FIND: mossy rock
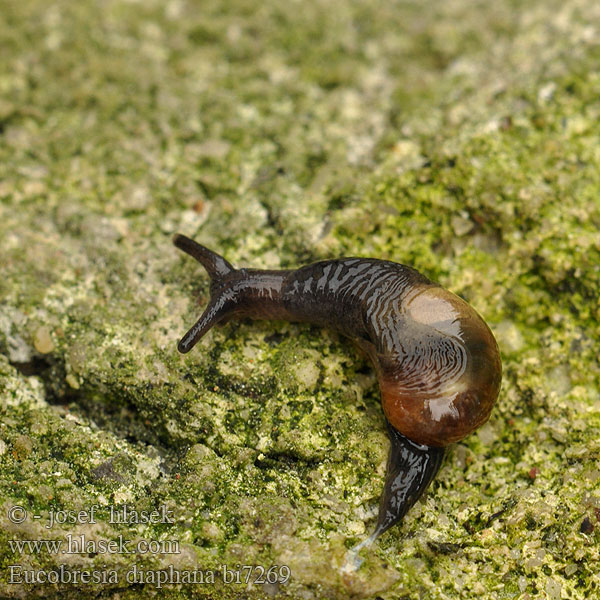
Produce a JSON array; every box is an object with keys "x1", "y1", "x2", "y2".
[{"x1": 1, "y1": 0, "x2": 599, "y2": 598}]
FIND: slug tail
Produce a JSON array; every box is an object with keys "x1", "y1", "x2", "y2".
[
  {"x1": 173, "y1": 234, "x2": 234, "y2": 281},
  {"x1": 345, "y1": 425, "x2": 444, "y2": 571},
  {"x1": 372, "y1": 422, "x2": 445, "y2": 540}
]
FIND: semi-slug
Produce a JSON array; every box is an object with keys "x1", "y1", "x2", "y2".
[{"x1": 173, "y1": 233, "x2": 502, "y2": 554}]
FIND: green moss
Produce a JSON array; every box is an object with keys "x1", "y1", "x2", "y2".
[{"x1": 2, "y1": 0, "x2": 600, "y2": 598}]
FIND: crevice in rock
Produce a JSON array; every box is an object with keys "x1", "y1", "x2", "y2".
[
  {"x1": 8, "y1": 353, "x2": 183, "y2": 475},
  {"x1": 254, "y1": 449, "x2": 322, "y2": 470},
  {"x1": 9, "y1": 355, "x2": 52, "y2": 377}
]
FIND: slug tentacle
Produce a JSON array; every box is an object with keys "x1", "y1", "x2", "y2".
[
  {"x1": 177, "y1": 290, "x2": 238, "y2": 354},
  {"x1": 173, "y1": 234, "x2": 502, "y2": 552},
  {"x1": 173, "y1": 233, "x2": 234, "y2": 281},
  {"x1": 174, "y1": 234, "x2": 239, "y2": 353}
]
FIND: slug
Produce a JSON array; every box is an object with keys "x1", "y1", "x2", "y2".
[{"x1": 173, "y1": 234, "x2": 502, "y2": 554}]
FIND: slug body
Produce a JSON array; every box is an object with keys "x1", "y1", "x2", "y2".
[{"x1": 173, "y1": 234, "x2": 502, "y2": 546}]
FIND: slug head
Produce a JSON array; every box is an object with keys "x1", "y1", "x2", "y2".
[{"x1": 376, "y1": 287, "x2": 501, "y2": 447}]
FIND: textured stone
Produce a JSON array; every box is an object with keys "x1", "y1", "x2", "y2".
[{"x1": 1, "y1": 0, "x2": 599, "y2": 598}]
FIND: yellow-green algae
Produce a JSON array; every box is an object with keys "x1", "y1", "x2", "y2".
[{"x1": 1, "y1": 0, "x2": 599, "y2": 598}]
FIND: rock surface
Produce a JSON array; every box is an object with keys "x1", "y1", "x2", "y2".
[{"x1": 1, "y1": 0, "x2": 599, "y2": 598}]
